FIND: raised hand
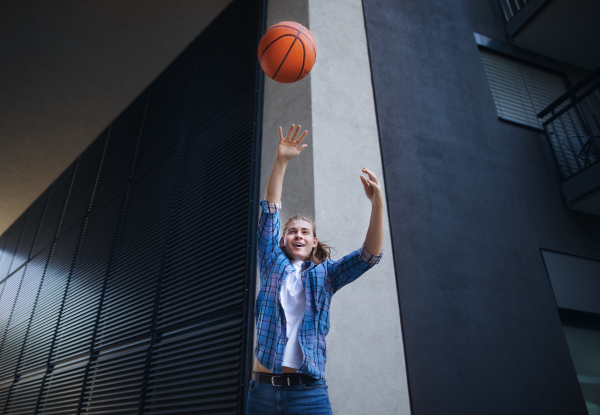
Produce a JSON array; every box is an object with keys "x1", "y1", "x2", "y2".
[
  {"x1": 360, "y1": 167, "x2": 383, "y2": 206},
  {"x1": 277, "y1": 124, "x2": 308, "y2": 161}
]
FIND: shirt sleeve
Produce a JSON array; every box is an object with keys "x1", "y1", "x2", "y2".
[
  {"x1": 256, "y1": 199, "x2": 282, "y2": 276},
  {"x1": 326, "y1": 243, "x2": 383, "y2": 294}
]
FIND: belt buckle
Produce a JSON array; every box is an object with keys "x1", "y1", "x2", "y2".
[{"x1": 271, "y1": 376, "x2": 291, "y2": 386}]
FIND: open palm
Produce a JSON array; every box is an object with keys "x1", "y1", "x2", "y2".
[{"x1": 277, "y1": 124, "x2": 308, "y2": 161}]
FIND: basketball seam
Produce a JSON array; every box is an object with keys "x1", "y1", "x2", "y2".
[
  {"x1": 294, "y1": 39, "x2": 306, "y2": 82},
  {"x1": 266, "y1": 22, "x2": 302, "y2": 32},
  {"x1": 259, "y1": 34, "x2": 299, "y2": 64},
  {"x1": 299, "y1": 31, "x2": 317, "y2": 58},
  {"x1": 273, "y1": 26, "x2": 303, "y2": 81}
]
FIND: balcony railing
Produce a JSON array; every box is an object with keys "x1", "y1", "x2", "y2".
[
  {"x1": 498, "y1": 0, "x2": 529, "y2": 22},
  {"x1": 537, "y1": 67, "x2": 600, "y2": 181},
  {"x1": 498, "y1": 0, "x2": 552, "y2": 38}
]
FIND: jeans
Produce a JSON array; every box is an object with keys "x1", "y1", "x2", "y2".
[{"x1": 246, "y1": 377, "x2": 333, "y2": 415}]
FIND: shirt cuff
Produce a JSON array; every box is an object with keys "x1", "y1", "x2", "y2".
[
  {"x1": 359, "y1": 243, "x2": 383, "y2": 265},
  {"x1": 262, "y1": 199, "x2": 282, "y2": 213}
]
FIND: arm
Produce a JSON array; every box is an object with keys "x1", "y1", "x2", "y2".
[
  {"x1": 360, "y1": 167, "x2": 384, "y2": 255},
  {"x1": 257, "y1": 124, "x2": 309, "y2": 276},
  {"x1": 326, "y1": 167, "x2": 385, "y2": 294},
  {"x1": 264, "y1": 124, "x2": 308, "y2": 203}
]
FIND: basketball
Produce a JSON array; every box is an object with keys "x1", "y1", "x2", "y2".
[{"x1": 258, "y1": 21, "x2": 317, "y2": 83}]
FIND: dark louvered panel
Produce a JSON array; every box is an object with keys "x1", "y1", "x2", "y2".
[
  {"x1": 3, "y1": 370, "x2": 45, "y2": 415},
  {"x1": 19, "y1": 225, "x2": 81, "y2": 375},
  {"x1": 158, "y1": 119, "x2": 253, "y2": 333},
  {"x1": 0, "y1": 269, "x2": 25, "y2": 351},
  {"x1": 37, "y1": 355, "x2": 88, "y2": 414},
  {"x1": 60, "y1": 132, "x2": 108, "y2": 235},
  {"x1": 53, "y1": 194, "x2": 123, "y2": 363},
  {"x1": 187, "y1": 8, "x2": 257, "y2": 141},
  {"x1": 0, "y1": 213, "x2": 27, "y2": 281},
  {"x1": 94, "y1": 91, "x2": 148, "y2": 206},
  {"x1": 0, "y1": 283, "x2": 5, "y2": 310},
  {"x1": 32, "y1": 164, "x2": 77, "y2": 258},
  {"x1": 97, "y1": 155, "x2": 177, "y2": 349},
  {"x1": 134, "y1": 45, "x2": 194, "y2": 176},
  {"x1": 0, "y1": 319, "x2": 28, "y2": 380},
  {"x1": 81, "y1": 341, "x2": 149, "y2": 414},
  {"x1": 0, "y1": 230, "x2": 10, "y2": 267},
  {"x1": 9, "y1": 189, "x2": 51, "y2": 274},
  {"x1": 144, "y1": 315, "x2": 242, "y2": 414},
  {"x1": 0, "y1": 377, "x2": 12, "y2": 413},
  {"x1": 8, "y1": 255, "x2": 46, "y2": 330}
]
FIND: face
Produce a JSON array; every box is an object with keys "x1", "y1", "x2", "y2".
[{"x1": 281, "y1": 220, "x2": 318, "y2": 261}]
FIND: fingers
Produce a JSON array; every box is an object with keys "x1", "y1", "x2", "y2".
[
  {"x1": 360, "y1": 175, "x2": 370, "y2": 190},
  {"x1": 361, "y1": 167, "x2": 380, "y2": 185},
  {"x1": 291, "y1": 124, "x2": 301, "y2": 141},
  {"x1": 284, "y1": 124, "x2": 295, "y2": 141},
  {"x1": 296, "y1": 130, "x2": 308, "y2": 145},
  {"x1": 281, "y1": 124, "x2": 308, "y2": 145},
  {"x1": 298, "y1": 144, "x2": 308, "y2": 152}
]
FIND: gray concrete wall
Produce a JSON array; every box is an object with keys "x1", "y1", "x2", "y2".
[
  {"x1": 259, "y1": 1, "x2": 314, "y2": 222},
  {"x1": 308, "y1": 0, "x2": 410, "y2": 413},
  {"x1": 258, "y1": 0, "x2": 410, "y2": 413},
  {"x1": 362, "y1": 0, "x2": 600, "y2": 413}
]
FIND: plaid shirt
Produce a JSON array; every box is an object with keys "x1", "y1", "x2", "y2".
[{"x1": 254, "y1": 199, "x2": 383, "y2": 379}]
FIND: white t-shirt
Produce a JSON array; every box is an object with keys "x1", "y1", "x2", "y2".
[{"x1": 280, "y1": 260, "x2": 306, "y2": 369}]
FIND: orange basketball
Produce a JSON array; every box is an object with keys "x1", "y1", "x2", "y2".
[{"x1": 258, "y1": 21, "x2": 317, "y2": 83}]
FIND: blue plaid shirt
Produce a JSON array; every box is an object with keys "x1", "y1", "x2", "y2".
[{"x1": 254, "y1": 199, "x2": 383, "y2": 379}]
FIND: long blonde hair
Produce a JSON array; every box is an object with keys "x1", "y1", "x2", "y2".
[{"x1": 280, "y1": 215, "x2": 334, "y2": 265}]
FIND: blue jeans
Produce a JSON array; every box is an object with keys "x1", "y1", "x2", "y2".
[{"x1": 245, "y1": 377, "x2": 333, "y2": 415}]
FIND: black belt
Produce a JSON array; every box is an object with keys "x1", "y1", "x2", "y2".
[{"x1": 252, "y1": 371, "x2": 317, "y2": 386}]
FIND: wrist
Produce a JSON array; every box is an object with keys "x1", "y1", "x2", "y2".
[
  {"x1": 371, "y1": 197, "x2": 384, "y2": 209},
  {"x1": 274, "y1": 156, "x2": 289, "y2": 166}
]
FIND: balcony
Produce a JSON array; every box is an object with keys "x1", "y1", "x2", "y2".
[
  {"x1": 498, "y1": 0, "x2": 600, "y2": 70},
  {"x1": 537, "y1": 67, "x2": 600, "y2": 216}
]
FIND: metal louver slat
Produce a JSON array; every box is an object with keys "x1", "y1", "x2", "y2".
[
  {"x1": 479, "y1": 49, "x2": 569, "y2": 129},
  {"x1": 0, "y1": 377, "x2": 13, "y2": 413},
  {"x1": 60, "y1": 134, "x2": 107, "y2": 236},
  {"x1": 0, "y1": 269, "x2": 27, "y2": 354},
  {"x1": 31, "y1": 164, "x2": 77, "y2": 258},
  {"x1": 9, "y1": 189, "x2": 50, "y2": 274},
  {"x1": 0, "y1": 0, "x2": 263, "y2": 412},
  {"x1": 81, "y1": 342, "x2": 149, "y2": 414},
  {"x1": 52, "y1": 195, "x2": 123, "y2": 364},
  {"x1": 4, "y1": 371, "x2": 45, "y2": 415},
  {"x1": 144, "y1": 317, "x2": 243, "y2": 414},
  {"x1": 93, "y1": 92, "x2": 149, "y2": 207},
  {"x1": 37, "y1": 357, "x2": 88, "y2": 414},
  {"x1": 0, "y1": 213, "x2": 27, "y2": 282},
  {"x1": 18, "y1": 224, "x2": 81, "y2": 375}
]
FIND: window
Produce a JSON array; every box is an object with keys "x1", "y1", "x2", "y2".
[
  {"x1": 479, "y1": 49, "x2": 570, "y2": 129},
  {"x1": 542, "y1": 250, "x2": 600, "y2": 414}
]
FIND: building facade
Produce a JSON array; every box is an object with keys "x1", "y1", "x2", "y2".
[{"x1": 0, "y1": 0, "x2": 598, "y2": 414}]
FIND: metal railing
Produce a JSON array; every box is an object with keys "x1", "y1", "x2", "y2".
[
  {"x1": 537, "y1": 67, "x2": 600, "y2": 181},
  {"x1": 498, "y1": 0, "x2": 528, "y2": 22}
]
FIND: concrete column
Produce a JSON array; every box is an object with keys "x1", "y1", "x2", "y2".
[
  {"x1": 258, "y1": 0, "x2": 410, "y2": 413},
  {"x1": 260, "y1": 1, "x2": 314, "y2": 221},
  {"x1": 308, "y1": 0, "x2": 411, "y2": 413}
]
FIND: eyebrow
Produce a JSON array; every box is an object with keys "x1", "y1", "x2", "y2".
[{"x1": 288, "y1": 227, "x2": 311, "y2": 232}]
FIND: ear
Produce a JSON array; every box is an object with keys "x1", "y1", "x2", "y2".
[{"x1": 313, "y1": 237, "x2": 318, "y2": 248}]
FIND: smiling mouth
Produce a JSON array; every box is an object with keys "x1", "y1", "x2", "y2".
[{"x1": 292, "y1": 243, "x2": 305, "y2": 248}]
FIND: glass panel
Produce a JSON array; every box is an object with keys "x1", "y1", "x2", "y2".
[{"x1": 562, "y1": 325, "x2": 600, "y2": 415}]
